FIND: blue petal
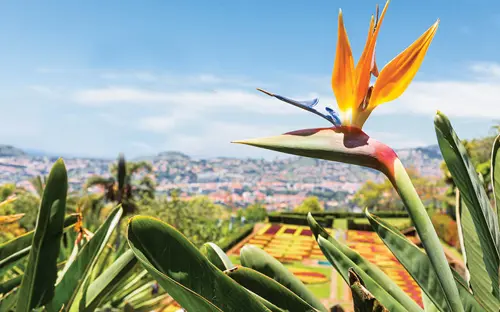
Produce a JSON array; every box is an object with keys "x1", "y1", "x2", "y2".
[
  {"x1": 274, "y1": 95, "x2": 319, "y2": 108},
  {"x1": 325, "y1": 107, "x2": 342, "y2": 127},
  {"x1": 260, "y1": 90, "x2": 338, "y2": 126}
]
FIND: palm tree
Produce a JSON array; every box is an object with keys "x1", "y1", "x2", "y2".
[{"x1": 84, "y1": 154, "x2": 155, "y2": 215}]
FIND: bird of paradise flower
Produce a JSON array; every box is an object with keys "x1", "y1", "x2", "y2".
[{"x1": 256, "y1": 0, "x2": 438, "y2": 129}]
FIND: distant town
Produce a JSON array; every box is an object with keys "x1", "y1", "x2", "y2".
[{"x1": 0, "y1": 144, "x2": 444, "y2": 211}]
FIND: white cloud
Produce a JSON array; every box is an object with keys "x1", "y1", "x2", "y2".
[
  {"x1": 469, "y1": 62, "x2": 500, "y2": 79},
  {"x1": 72, "y1": 87, "x2": 307, "y2": 115},
  {"x1": 383, "y1": 80, "x2": 500, "y2": 119},
  {"x1": 24, "y1": 64, "x2": 500, "y2": 157},
  {"x1": 137, "y1": 115, "x2": 179, "y2": 132}
]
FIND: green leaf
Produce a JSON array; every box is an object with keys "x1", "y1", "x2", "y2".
[
  {"x1": 0, "y1": 289, "x2": 18, "y2": 312},
  {"x1": 107, "y1": 270, "x2": 148, "y2": 305},
  {"x1": 0, "y1": 275, "x2": 22, "y2": 294},
  {"x1": 307, "y1": 213, "x2": 421, "y2": 312},
  {"x1": 459, "y1": 194, "x2": 500, "y2": 311},
  {"x1": 15, "y1": 158, "x2": 68, "y2": 312},
  {"x1": 348, "y1": 269, "x2": 388, "y2": 312},
  {"x1": 83, "y1": 249, "x2": 138, "y2": 312},
  {"x1": 46, "y1": 206, "x2": 123, "y2": 312},
  {"x1": 225, "y1": 266, "x2": 319, "y2": 312},
  {"x1": 422, "y1": 290, "x2": 440, "y2": 312},
  {"x1": 239, "y1": 244, "x2": 327, "y2": 312},
  {"x1": 0, "y1": 214, "x2": 78, "y2": 275},
  {"x1": 435, "y1": 111, "x2": 500, "y2": 299},
  {"x1": 200, "y1": 242, "x2": 234, "y2": 271},
  {"x1": 127, "y1": 216, "x2": 268, "y2": 312},
  {"x1": 317, "y1": 236, "x2": 407, "y2": 312},
  {"x1": 365, "y1": 210, "x2": 487, "y2": 312},
  {"x1": 491, "y1": 134, "x2": 500, "y2": 228},
  {"x1": 128, "y1": 293, "x2": 169, "y2": 312}
]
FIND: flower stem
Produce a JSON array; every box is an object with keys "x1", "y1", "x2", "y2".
[{"x1": 386, "y1": 158, "x2": 464, "y2": 312}]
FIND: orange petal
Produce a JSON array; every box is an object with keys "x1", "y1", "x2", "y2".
[
  {"x1": 331, "y1": 9, "x2": 355, "y2": 112},
  {"x1": 370, "y1": 20, "x2": 439, "y2": 106},
  {"x1": 354, "y1": 1, "x2": 389, "y2": 108}
]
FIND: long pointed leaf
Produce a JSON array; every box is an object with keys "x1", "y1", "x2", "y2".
[
  {"x1": 127, "y1": 216, "x2": 268, "y2": 312},
  {"x1": 239, "y1": 244, "x2": 327, "y2": 312},
  {"x1": 491, "y1": 134, "x2": 500, "y2": 230},
  {"x1": 46, "y1": 206, "x2": 123, "y2": 311},
  {"x1": 435, "y1": 112, "x2": 500, "y2": 298},
  {"x1": 83, "y1": 249, "x2": 137, "y2": 312},
  {"x1": 15, "y1": 159, "x2": 68, "y2": 312},
  {"x1": 365, "y1": 210, "x2": 488, "y2": 311},
  {"x1": 317, "y1": 236, "x2": 407, "y2": 312},
  {"x1": 307, "y1": 213, "x2": 421, "y2": 312},
  {"x1": 459, "y1": 194, "x2": 500, "y2": 311},
  {"x1": 225, "y1": 266, "x2": 319, "y2": 312},
  {"x1": 200, "y1": 242, "x2": 234, "y2": 271}
]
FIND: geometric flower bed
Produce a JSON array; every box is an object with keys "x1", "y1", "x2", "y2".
[
  {"x1": 229, "y1": 223, "x2": 328, "y2": 262},
  {"x1": 346, "y1": 230, "x2": 423, "y2": 307},
  {"x1": 228, "y1": 223, "x2": 423, "y2": 308}
]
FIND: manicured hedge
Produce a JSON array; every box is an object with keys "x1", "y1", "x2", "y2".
[
  {"x1": 217, "y1": 224, "x2": 255, "y2": 251},
  {"x1": 273, "y1": 211, "x2": 409, "y2": 219},
  {"x1": 267, "y1": 214, "x2": 333, "y2": 227}
]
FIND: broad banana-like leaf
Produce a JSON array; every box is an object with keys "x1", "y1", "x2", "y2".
[
  {"x1": 459, "y1": 195, "x2": 500, "y2": 311},
  {"x1": 0, "y1": 214, "x2": 78, "y2": 275},
  {"x1": 16, "y1": 158, "x2": 68, "y2": 312},
  {"x1": 491, "y1": 135, "x2": 500, "y2": 232},
  {"x1": 365, "y1": 210, "x2": 487, "y2": 311},
  {"x1": 348, "y1": 269, "x2": 388, "y2": 312},
  {"x1": 435, "y1": 111, "x2": 500, "y2": 299},
  {"x1": 239, "y1": 244, "x2": 327, "y2": 312},
  {"x1": 46, "y1": 206, "x2": 123, "y2": 312},
  {"x1": 317, "y1": 236, "x2": 407, "y2": 312},
  {"x1": 200, "y1": 242, "x2": 234, "y2": 271},
  {"x1": 307, "y1": 213, "x2": 421, "y2": 311},
  {"x1": 225, "y1": 266, "x2": 319, "y2": 312},
  {"x1": 127, "y1": 216, "x2": 269, "y2": 312},
  {"x1": 83, "y1": 249, "x2": 138, "y2": 312}
]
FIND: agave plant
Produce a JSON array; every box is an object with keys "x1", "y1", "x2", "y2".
[{"x1": 0, "y1": 160, "x2": 167, "y2": 312}]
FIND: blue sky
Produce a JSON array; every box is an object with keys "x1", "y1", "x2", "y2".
[{"x1": 1, "y1": 0, "x2": 500, "y2": 159}]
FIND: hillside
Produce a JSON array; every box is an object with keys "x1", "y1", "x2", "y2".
[{"x1": 0, "y1": 144, "x2": 444, "y2": 210}]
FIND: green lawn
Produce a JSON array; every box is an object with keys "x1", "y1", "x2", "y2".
[
  {"x1": 349, "y1": 218, "x2": 411, "y2": 230},
  {"x1": 227, "y1": 255, "x2": 332, "y2": 299}
]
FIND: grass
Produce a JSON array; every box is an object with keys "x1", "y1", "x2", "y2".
[
  {"x1": 284, "y1": 262, "x2": 332, "y2": 299},
  {"x1": 350, "y1": 218, "x2": 411, "y2": 230},
  {"x1": 333, "y1": 218, "x2": 348, "y2": 230},
  {"x1": 227, "y1": 255, "x2": 332, "y2": 299}
]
